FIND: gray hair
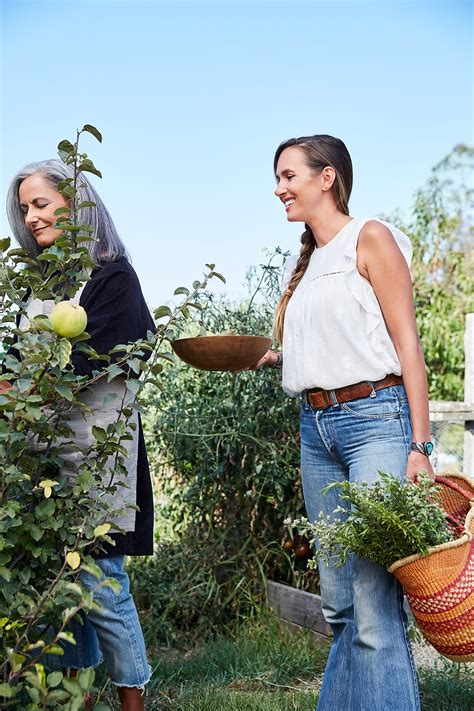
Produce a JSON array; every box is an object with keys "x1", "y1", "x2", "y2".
[{"x1": 6, "y1": 159, "x2": 129, "y2": 263}]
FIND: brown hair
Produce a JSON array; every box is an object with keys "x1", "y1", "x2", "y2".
[{"x1": 273, "y1": 135, "x2": 353, "y2": 344}]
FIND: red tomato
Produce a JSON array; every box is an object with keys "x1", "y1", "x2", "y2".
[{"x1": 294, "y1": 543, "x2": 310, "y2": 558}]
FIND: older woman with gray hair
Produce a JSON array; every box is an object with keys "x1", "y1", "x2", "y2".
[{"x1": 6, "y1": 159, "x2": 155, "y2": 711}]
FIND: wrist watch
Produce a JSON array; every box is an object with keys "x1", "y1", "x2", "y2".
[{"x1": 410, "y1": 441, "x2": 434, "y2": 456}]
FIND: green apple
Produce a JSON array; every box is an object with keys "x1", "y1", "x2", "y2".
[{"x1": 50, "y1": 301, "x2": 87, "y2": 338}]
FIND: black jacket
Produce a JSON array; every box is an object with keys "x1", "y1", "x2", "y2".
[{"x1": 76, "y1": 257, "x2": 155, "y2": 557}]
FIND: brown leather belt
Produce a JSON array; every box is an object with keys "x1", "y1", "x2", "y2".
[{"x1": 304, "y1": 374, "x2": 403, "y2": 410}]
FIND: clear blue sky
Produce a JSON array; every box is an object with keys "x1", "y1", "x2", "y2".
[{"x1": 1, "y1": 0, "x2": 472, "y2": 309}]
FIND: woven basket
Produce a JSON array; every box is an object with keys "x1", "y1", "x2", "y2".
[{"x1": 388, "y1": 474, "x2": 474, "y2": 662}]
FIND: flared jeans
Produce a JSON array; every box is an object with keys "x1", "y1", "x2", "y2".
[{"x1": 300, "y1": 384, "x2": 420, "y2": 711}]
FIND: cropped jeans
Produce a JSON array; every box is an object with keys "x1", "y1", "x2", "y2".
[
  {"x1": 300, "y1": 384, "x2": 420, "y2": 711},
  {"x1": 60, "y1": 556, "x2": 151, "y2": 689}
]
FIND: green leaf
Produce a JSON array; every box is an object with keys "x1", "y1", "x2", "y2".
[
  {"x1": 106, "y1": 364, "x2": 124, "y2": 382},
  {"x1": 154, "y1": 305, "x2": 172, "y2": 319},
  {"x1": 77, "y1": 201, "x2": 96, "y2": 209},
  {"x1": 0, "y1": 683, "x2": 12, "y2": 698},
  {"x1": 65, "y1": 582, "x2": 83, "y2": 597},
  {"x1": 77, "y1": 164, "x2": 102, "y2": 178},
  {"x1": 211, "y1": 271, "x2": 226, "y2": 283},
  {"x1": 0, "y1": 567, "x2": 12, "y2": 581},
  {"x1": 174, "y1": 286, "x2": 190, "y2": 296},
  {"x1": 77, "y1": 667, "x2": 95, "y2": 691},
  {"x1": 103, "y1": 577, "x2": 122, "y2": 594},
  {"x1": 47, "y1": 671, "x2": 63, "y2": 688},
  {"x1": 127, "y1": 358, "x2": 141, "y2": 374},
  {"x1": 57, "y1": 139, "x2": 75, "y2": 154},
  {"x1": 29, "y1": 525, "x2": 44, "y2": 541},
  {"x1": 0, "y1": 237, "x2": 11, "y2": 251},
  {"x1": 92, "y1": 426, "x2": 107, "y2": 443},
  {"x1": 62, "y1": 677, "x2": 80, "y2": 694},
  {"x1": 60, "y1": 185, "x2": 75, "y2": 199},
  {"x1": 156, "y1": 352, "x2": 175, "y2": 363},
  {"x1": 58, "y1": 149, "x2": 71, "y2": 162},
  {"x1": 54, "y1": 383, "x2": 74, "y2": 400},
  {"x1": 94, "y1": 523, "x2": 111, "y2": 537},
  {"x1": 82, "y1": 124, "x2": 103, "y2": 143},
  {"x1": 58, "y1": 339, "x2": 72, "y2": 368},
  {"x1": 125, "y1": 379, "x2": 141, "y2": 395}
]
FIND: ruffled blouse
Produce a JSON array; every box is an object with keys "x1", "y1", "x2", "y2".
[{"x1": 281, "y1": 218, "x2": 412, "y2": 397}]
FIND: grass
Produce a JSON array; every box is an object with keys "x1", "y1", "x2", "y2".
[
  {"x1": 148, "y1": 687, "x2": 319, "y2": 710},
  {"x1": 94, "y1": 614, "x2": 473, "y2": 710},
  {"x1": 96, "y1": 613, "x2": 328, "y2": 709},
  {"x1": 418, "y1": 663, "x2": 474, "y2": 711}
]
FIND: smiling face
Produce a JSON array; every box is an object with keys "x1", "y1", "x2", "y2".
[
  {"x1": 18, "y1": 173, "x2": 69, "y2": 248},
  {"x1": 274, "y1": 146, "x2": 327, "y2": 223}
]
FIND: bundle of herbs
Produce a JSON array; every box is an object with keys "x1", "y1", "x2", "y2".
[{"x1": 288, "y1": 473, "x2": 456, "y2": 569}]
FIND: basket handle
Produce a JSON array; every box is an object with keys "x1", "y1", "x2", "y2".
[{"x1": 434, "y1": 475, "x2": 474, "y2": 502}]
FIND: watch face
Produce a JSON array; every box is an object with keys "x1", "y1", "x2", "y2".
[{"x1": 425, "y1": 442, "x2": 434, "y2": 456}]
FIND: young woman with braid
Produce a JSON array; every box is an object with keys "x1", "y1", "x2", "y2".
[{"x1": 255, "y1": 135, "x2": 434, "y2": 711}]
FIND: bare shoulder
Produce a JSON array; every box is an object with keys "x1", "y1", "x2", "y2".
[
  {"x1": 357, "y1": 220, "x2": 409, "y2": 283},
  {"x1": 358, "y1": 219, "x2": 404, "y2": 263},
  {"x1": 359, "y1": 220, "x2": 396, "y2": 249}
]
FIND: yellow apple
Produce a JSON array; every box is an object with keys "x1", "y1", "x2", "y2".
[{"x1": 50, "y1": 302, "x2": 87, "y2": 338}]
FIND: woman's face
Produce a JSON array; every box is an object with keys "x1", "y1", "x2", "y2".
[
  {"x1": 18, "y1": 173, "x2": 69, "y2": 248},
  {"x1": 274, "y1": 146, "x2": 323, "y2": 223}
]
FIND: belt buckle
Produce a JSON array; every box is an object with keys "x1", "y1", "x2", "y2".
[
  {"x1": 320, "y1": 389, "x2": 332, "y2": 409},
  {"x1": 310, "y1": 388, "x2": 331, "y2": 410}
]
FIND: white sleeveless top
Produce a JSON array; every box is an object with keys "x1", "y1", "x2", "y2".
[{"x1": 281, "y1": 218, "x2": 412, "y2": 397}]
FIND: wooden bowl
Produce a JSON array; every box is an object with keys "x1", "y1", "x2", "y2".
[{"x1": 171, "y1": 335, "x2": 272, "y2": 371}]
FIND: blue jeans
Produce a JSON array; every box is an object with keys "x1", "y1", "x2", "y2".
[
  {"x1": 300, "y1": 385, "x2": 420, "y2": 711},
  {"x1": 61, "y1": 556, "x2": 151, "y2": 688}
]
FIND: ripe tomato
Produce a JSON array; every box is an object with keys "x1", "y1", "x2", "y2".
[
  {"x1": 282, "y1": 538, "x2": 294, "y2": 551},
  {"x1": 294, "y1": 543, "x2": 310, "y2": 559}
]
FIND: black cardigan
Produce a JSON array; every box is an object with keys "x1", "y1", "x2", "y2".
[{"x1": 75, "y1": 257, "x2": 155, "y2": 557}]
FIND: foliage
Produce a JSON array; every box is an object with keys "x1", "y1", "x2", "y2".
[
  {"x1": 0, "y1": 126, "x2": 221, "y2": 708},
  {"x1": 387, "y1": 144, "x2": 473, "y2": 400},
  {"x1": 135, "y1": 251, "x2": 311, "y2": 639},
  {"x1": 290, "y1": 473, "x2": 454, "y2": 569}
]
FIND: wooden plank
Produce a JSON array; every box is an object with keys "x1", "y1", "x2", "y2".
[
  {"x1": 429, "y1": 401, "x2": 474, "y2": 422},
  {"x1": 267, "y1": 580, "x2": 332, "y2": 637}
]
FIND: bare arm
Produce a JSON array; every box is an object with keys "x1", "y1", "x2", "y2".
[{"x1": 357, "y1": 220, "x2": 433, "y2": 481}]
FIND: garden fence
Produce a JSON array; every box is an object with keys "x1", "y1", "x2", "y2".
[{"x1": 430, "y1": 313, "x2": 474, "y2": 477}]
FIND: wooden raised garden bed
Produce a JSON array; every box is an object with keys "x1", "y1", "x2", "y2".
[{"x1": 267, "y1": 580, "x2": 332, "y2": 639}]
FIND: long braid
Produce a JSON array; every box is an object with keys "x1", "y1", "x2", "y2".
[{"x1": 274, "y1": 225, "x2": 315, "y2": 344}]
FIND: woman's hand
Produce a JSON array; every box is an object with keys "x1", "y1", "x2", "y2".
[
  {"x1": 232, "y1": 350, "x2": 280, "y2": 373},
  {"x1": 406, "y1": 451, "x2": 435, "y2": 482},
  {"x1": 255, "y1": 349, "x2": 280, "y2": 369}
]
